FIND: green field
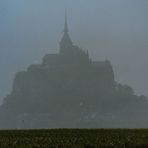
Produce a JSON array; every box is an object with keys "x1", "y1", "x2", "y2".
[{"x1": 0, "y1": 129, "x2": 148, "y2": 148}]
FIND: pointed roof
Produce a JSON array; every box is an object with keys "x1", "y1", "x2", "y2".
[
  {"x1": 60, "y1": 12, "x2": 73, "y2": 50},
  {"x1": 64, "y1": 11, "x2": 68, "y2": 33}
]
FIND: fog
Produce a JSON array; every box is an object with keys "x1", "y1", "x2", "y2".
[{"x1": 0, "y1": 0, "x2": 148, "y2": 104}]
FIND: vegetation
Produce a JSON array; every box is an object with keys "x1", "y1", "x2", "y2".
[{"x1": 0, "y1": 129, "x2": 148, "y2": 148}]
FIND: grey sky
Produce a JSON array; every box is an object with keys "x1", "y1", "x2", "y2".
[{"x1": 0, "y1": 0, "x2": 148, "y2": 103}]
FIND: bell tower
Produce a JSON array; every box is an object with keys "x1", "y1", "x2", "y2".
[{"x1": 60, "y1": 12, "x2": 73, "y2": 53}]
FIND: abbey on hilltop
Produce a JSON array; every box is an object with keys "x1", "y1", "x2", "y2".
[
  {"x1": 42, "y1": 13, "x2": 90, "y2": 66},
  {"x1": 0, "y1": 15, "x2": 148, "y2": 128}
]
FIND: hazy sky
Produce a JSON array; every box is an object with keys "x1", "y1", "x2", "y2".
[{"x1": 0, "y1": 0, "x2": 148, "y2": 103}]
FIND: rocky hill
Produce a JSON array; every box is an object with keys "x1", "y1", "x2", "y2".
[{"x1": 0, "y1": 17, "x2": 148, "y2": 128}]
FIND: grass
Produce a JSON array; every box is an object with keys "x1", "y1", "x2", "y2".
[{"x1": 0, "y1": 129, "x2": 148, "y2": 148}]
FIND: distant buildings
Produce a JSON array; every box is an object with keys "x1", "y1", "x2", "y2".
[{"x1": 0, "y1": 15, "x2": 148, "y2": 128}]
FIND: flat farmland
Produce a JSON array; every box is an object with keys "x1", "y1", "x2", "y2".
[{"x1": 0, "y1": 129, "x2": 148, "y2": 148}]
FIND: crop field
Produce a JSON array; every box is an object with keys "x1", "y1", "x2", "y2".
[{"x1": 0, "y1": 129, "x2": 148, "y2": 148}]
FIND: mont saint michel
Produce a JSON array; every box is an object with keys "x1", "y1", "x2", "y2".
[{"x1": 0, "y1": 16, "x2": 148, "y2": 129}]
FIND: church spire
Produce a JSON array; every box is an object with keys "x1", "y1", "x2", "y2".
[
  {"x1": 64, "y1": 11, "x2": 68, "y2": 33},
  {"x1": 60, "y1": 12, "x2": 73, "y2": 52}
]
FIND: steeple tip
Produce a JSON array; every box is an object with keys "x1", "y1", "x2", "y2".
[
  {"x1": 60, "y1": 11, "x2": 73, "y2": 51},
  {"x1": 64, "y1": 10, "x2": 68, "y2": 33}
]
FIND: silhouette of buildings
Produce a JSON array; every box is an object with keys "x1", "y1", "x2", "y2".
[{"x1": 0, "y1": 15, "x2": 148, "y2": 128}]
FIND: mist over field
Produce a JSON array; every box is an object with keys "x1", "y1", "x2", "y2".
[{"x1": 0, "y1": 0, "x2": 148, "y2": 104}]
